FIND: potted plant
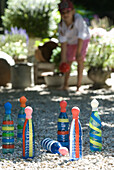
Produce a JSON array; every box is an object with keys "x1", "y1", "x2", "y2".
[
  {"x1": 0, "y1": 27, "x2": 29, "y2": 63},
  {"x1": 2, "y1": 0, "x2": 60, "y2": 56},
  {"x1": 0, "y1": 27, "x2": 35, "y2": 88},
  {"x1": 85, "y1": 27, "x2": 114, "y2": 89}
]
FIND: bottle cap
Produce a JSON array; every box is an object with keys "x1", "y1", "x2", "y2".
[
  {"x1": 59, "y1": 147, "x2": 68, "y2": 156},
  {"x1": 4, "y1": 102, "x2": 12, "y2": 114},
  {"x1": 25, "y1": 106, "x2": 33, "y2": 119},
  {"x1": 60, "y1": 100, "x2": 67, "y2": 112},
  {"x1": 20, "y1": 96, "x2": 27, "y2": 107},
  {"x1": 91, "y1": 99, "x2": 99, "y2": 111},
  {"x1": 71, "y1": 107, "x2": 80, "y2": 119}
]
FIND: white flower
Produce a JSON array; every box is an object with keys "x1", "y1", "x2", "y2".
[
  {"x1": 22, "y1": 43, "x2": 27, "y2": 47},
  {"x1": 19, "y1": 40, "x2": 22, "y2": 43},
  {"x1": 24, "y1": 49, "x2": 28, "y2": 53},
  {"x1": 90, "y1": 28, "x2": 107, "y2": 37},
  {"x1": 14, "y1": 42, "x2": 21, "y2": 46},
  {"x1": 5, "y1": 43, "x2": 9, "y2": 47},
  {"x1": 18, "y1": 54, "x2": 27, "y2": 59}
]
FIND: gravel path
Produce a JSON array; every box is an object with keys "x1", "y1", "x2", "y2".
[{"x1": 0, "y1": 84, "x2": 114, "y2": 170}]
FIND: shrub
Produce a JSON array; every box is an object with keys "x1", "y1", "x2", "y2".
[
  {"x1": 85, "y1": 27, "x2": 114, "y2": 70},
  {"x1": 0, "y1": 27, "x2": 28, "y2": 60},
  {"x1": 2, "y1": 0, "x2": 60, "y2": 38}
]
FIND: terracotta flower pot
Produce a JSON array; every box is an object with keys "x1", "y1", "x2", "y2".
[
  {"x1": 0, "y1": 51, "x2": 15, "y2": 86},
  {"x1": 0, "y1": 59, "x2": 11, "y2": 86}
]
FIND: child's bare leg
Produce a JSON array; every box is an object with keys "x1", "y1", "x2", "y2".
[
  {"x1": 77, "y1": 60, "x2": 84, "y2": 91},
  {"x1": 63, "y1": 70, "x2": 70, "y2": 90},
  {"x1": 61, "y1": 62, "x2": 72, "y2": 90}
]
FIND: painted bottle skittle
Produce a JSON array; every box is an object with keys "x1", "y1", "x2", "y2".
[
  {"x1": 41, "y1": 138, "x2": 68, "y2": 155},
  {"x1": 22, "y1": 106, "x2": 35, "y2": 159},
  {"x1": 2, "y1": 102, "x2": 14, "y2": 154},
  {"x1": 57, "y1": 100, "x2": 69, "y2": 148},
  {"x1": 69, "y1": 107, "x2": 82, "y2": 161},
  {"x1": 89, "y1": 99, "x2": 102, "y2": 152},
  {"x1": 17, "y1": 96, "x2": 27, "y2": 143}
]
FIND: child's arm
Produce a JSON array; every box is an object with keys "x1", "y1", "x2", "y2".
[
  {"x1": 61, "y1": 42, "x2": 67, "y2": 63},
  {"x1": 76, "y1": 38, "x2": 83, "y2": 61}
]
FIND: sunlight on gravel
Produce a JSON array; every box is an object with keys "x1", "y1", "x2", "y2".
[{"x1": 0, "y1": 84, "x2": 114, "y2": 169}]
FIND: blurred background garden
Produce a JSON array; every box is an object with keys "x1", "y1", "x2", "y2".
[{"x1": 0, "y1": 0, "x2": 114, "y2": 89}]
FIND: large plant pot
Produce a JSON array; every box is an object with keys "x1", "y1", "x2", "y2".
[
  {"x1": 44, "y1": 74, "x2": 64, "y2": 87},
  {"x1": 0, "y1": 59, "x2": 11, "y2": 86},
  {"x1": 88, "y1": 67, "x2": 111, "y2": 89},
  {"x1": 11, "y1": 63, "x2": 34, "y2": 89},
  {"x1": 0, "y1": 51, "x2": 15, "y2": 86}
]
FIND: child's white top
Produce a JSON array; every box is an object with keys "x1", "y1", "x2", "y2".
[{"x1": 58, "y1": 13, "x2": 90, "y2": 45}]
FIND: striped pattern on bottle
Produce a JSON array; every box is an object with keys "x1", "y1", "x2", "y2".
[
  {"x1": 23, "y1": 119, "x2": 35, "y2": 159},
  {"x1": 70, "y1": 119, "x2": 82, "y2": 161},
  {"x1": 89, "y1": 111, "x2": 102, "y2": 151},
  {"x1": 57, "y1": 114, "x2": 69, "y2": 148},
  {"x1": 17, "y1": 108, "x2": 26, "y2": 141},
  {"x1": 2, "y1": 120, "x2": 14, "y2": 153},
  {"x1": 41, "y1": 138, "x2": 61, "y2": 154}
]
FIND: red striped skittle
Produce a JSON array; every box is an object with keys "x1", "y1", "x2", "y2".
[
  {"x1": 75, "y1": 119, "x2": 79, "y2": 158},
  {"x1": 23, "y1": 119, "x2": 28, "y2": 157}
]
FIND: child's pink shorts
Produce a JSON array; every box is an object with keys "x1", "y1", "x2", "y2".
[{"x1": 66, "y1": 39, "x2": 90, "y2": 62}]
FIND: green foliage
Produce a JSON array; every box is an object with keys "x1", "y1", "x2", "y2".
[
  {"x1": 76, "y1": 7, "x2": 93, "y2": 21},
  {"x1": 72, "y1": 0, "x2": 114, "y2": 12},
  {"x1": 50, "y1": 46, "x2": 61, "y2": 73},
  {"x1": 71, "y1": 62, "x2": 77, "y2": 73},
  {"x1": 2, "y1": 0, "x2": 60, "y2": 38},
  {"x1": 35, "y1": 38, "x2": 50, "y2": 47}
]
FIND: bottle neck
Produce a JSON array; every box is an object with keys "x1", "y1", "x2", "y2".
[
  {"x1": 26, "y1": 117, "x2": 32, "y2": 120},
  {"x1": 5, "y1": 112, "x2": 11, "y2": 115},
  {"x1": 73, "y1": 117, "x2": 78, "y2": 120},
  {"x1": 3, "y1": 114, "x2": 12, "y2": 121},
  {"x1": 20, "y1": 104, "x2": 26, "y2": 108},
  {"x1": 19, "y1": 107, "x2": 25, "y2": 114},
  {"x1": 61, "y1": 109, "x2": 66, "y2": 112},
  {"x1": 92, "y1": 107, "x2": 98, "y2": 111}
]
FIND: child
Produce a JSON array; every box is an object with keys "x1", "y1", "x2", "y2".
[{"x1": 58, "y1": 0, "x2": 90, "y2": 91}]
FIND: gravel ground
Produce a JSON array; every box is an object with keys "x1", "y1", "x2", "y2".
[{"x1": 0, "y1": 84, "x2": 114, "y2": 170}]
